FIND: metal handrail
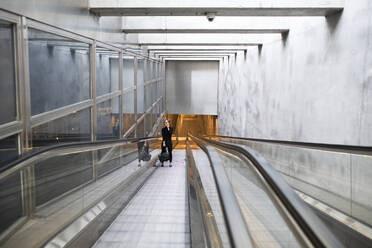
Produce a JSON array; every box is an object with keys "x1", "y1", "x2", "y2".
[
  {"x1": 207, "y1": 135, "x2": 372, "y2": 155},
  {"x1": 188, "y1": 133, "x2": 254, "y2": 248},
  {"x1": 201, "y1": 136, "x2": 346, "y2": 248},
  {"x1": 0, "y1": 136, "x2": 161, "y2": 176}
]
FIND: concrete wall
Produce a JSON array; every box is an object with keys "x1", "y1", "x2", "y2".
[
  {"x1": 0, "y1": 0, "x2": 138, "y2": 44},
  {"x1": 166, "y1": 61, "x2": 218, "y2": 115},
  {"x1": 218, "y1": 0, "x2": 372, "y2": 146}
]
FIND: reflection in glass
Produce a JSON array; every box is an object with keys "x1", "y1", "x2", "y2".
[
  {"x1": 151, "y1": 82, "x2": 157, "y2": 106},
  {"x1": 137, "y1": 84, "x2": 144, "y2": 117},
  {"x1": 97, "y1": 97, "x2": 120, "y2": 140},
  {"x1": 152, "y1": 108, "x2": 157, "y2": 127},
  {"x1": 157, "y1": 79, "x2": 162, "y2": 102},
  {"x1": 122, "y1": 90, "x2": 135, "y2": 136},
  {"x1": 0, "y1": 134, "x2": 18, "y2": 167},
  {"x1": 123, "y1": 57, "x2": 134, "y2": 89},
  {"x1": 216, "y1": 150, "x2": 303, "y2": 248},
  {"x1": 145, "y1": 113, "x2": 152, "y2": 136},
  {"x1": 35, "y1": 150, "x2": 93, "y2": 207},
  {"x1": 0, "y1": 172, "x2": 22, "y2": 235},
  {"x1": 32, "y1": 108, "x2": 91, "y2": 148},
  {"x1": 152, "y1": 62, "x2": 157, "y2": 79},
  {"x1": 137, "y1": 59, "x2": 144, "y2": 84},
  {"x1": 146, "y1": 60, "x2": 151, "y2": 82},
  {"x1": 28, "y1": 28, "x2": 90, "y2": 116},
  {"x1": 155, "y1": 103, "x2": 161, "y2": 122},
  {"x1": 137, "y1": 119, "x2": 145, "y2": 138},
  {"x1": 0, "y1": 21, "x2": 17, "y2": 125},
  {"x1": 96, "y1": 48, "x2": 119, "y2": 96},
  {"x1": 0, "y1": 136, "x2": 162, "y2": 241},
  {"x1": 137, "y1": 59, "x2": 145, "y2": 119},
  {"x1": 127, "y1": 130, "x2": 135, "y2": 139},
  {"x1": 145, "y1": 84, "x2": 152, "y2": 109}
]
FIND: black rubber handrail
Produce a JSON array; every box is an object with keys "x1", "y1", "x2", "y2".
[
  {"x1": 189, "y1": 134, "x2": 254, "y2": 248},
  {"x1": 202, "y1": 136, "x2": 346, "y2": 248},
  {"x1": 186, "y1": 144, "x2": 223, "y2": 248},
  {"x1": 208, "y1": 135, "x2": 372, "y2": 155},
  {"x1": 0, "y1": 136, "x2": 161, "y2": 174}
]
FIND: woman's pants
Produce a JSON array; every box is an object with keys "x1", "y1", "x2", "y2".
[{"x1": 163, "y1": 141, "x2": 172, "y2": 162}]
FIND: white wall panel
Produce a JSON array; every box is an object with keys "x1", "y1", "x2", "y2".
[{"x1": 166, "y1": 61, "x2": 218, "y2": 115}]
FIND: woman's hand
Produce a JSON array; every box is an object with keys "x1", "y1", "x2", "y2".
[{"x1": 162, "y1": 141, "x2": 165, "y2": 147}]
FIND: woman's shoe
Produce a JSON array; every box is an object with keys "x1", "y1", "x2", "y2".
[
  {"x1": 169, "y1": 163, "x2": 172, "y2": 167},
  {"x1": 161, "y1": 163, "x2": 164, "y2": 167}
]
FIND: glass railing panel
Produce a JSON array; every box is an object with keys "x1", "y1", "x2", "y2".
[
  {"x1": 0, "y1": 20, "x2": 17, "y2": 125},
  {"x1": 0, "y1": 137, "x2": 161, "y2": 245},
  {"x1": 95, "y1": 142, "x2": 137, "y2": 178},
  {"x1": 31, "y1": 107, "x2": 91, "y2": 149},
  {"x1": 0, "y1": 171, "x2": 23, "y2": 235},
  {"x1": 0, "y1": 134, "x2": 19, "y2": 167},
  {"x1": 34, "y1": 149, "x2": 93, "y2": 209},
  {"x1": 97, "y1": 97, "x2": 120, "y2": 140},
  {"x1": 215, "y1": 148, "x2": 305, "y2": 248},
  {"x1": 213, "y1": 136, "x2": 372, "y2": 228}
]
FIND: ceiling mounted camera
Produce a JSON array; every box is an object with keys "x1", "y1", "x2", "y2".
[{"x1": 205, "y1": 12, "x2": 216, "y2": 22}]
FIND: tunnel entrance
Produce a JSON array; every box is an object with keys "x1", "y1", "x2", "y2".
[{"x1": 166, "y1": 114, "x2": 218, "y2": 138}]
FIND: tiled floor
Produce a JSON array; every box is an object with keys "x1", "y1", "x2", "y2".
[{"x1": 93, "y1": 150, "x2": 190, "y2": 248}]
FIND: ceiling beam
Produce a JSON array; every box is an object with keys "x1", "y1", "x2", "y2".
[
  {"x1": 141, "y1": 43, "x2": 262, "y2": 46},
  {"x1": 156, "y1": 53, "x2": 234, "y2": 57},
  {"x1": 145, "y1": 45, "x2": 253, "y2": 50},
  {"x1": 159, "y1": 54, "x2": 226, "y2": 58},
  {"x1": 150, "y1": 49, "x2": 245, "y2": 52},
  {"x1": 135, "y1": 33, "x2": 278, "y2": 45},
  {"x1": 122, "y1": 16, "x2": 291, "y2": 34},
  {"x1": 90, "y1": 0, "x2": 343, "y2": 16},
  {"x1": 153, "y1": 51, "x2": 237, "y2": 54},
  {"x1": 163, "y1": 58, "x2": 222, "y2": 61},
  {"x1": 124, "y1": 28, "x2": 289, "y2": 34}
]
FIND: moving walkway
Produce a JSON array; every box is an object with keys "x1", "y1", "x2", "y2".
[{"x1": 0, "y1": 134, "x2": 371, "y2": 247}]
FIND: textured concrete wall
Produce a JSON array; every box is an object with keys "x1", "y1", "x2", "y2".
[{"x1": 218, "y1": 0, "x2": 372, "y2": 146}]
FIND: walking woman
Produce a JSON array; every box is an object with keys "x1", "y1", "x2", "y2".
[{"x1": 161, "y1": 119, "x2": 173, "y2": 167}]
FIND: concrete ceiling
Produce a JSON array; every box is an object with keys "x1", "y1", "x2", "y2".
[{"x1": 88, "y1": 0, "x2": 344, "y2": 58}]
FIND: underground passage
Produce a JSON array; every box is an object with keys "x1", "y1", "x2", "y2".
[{"x1": 0, "y1": 1, "x2": 372, "y2": 247}]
